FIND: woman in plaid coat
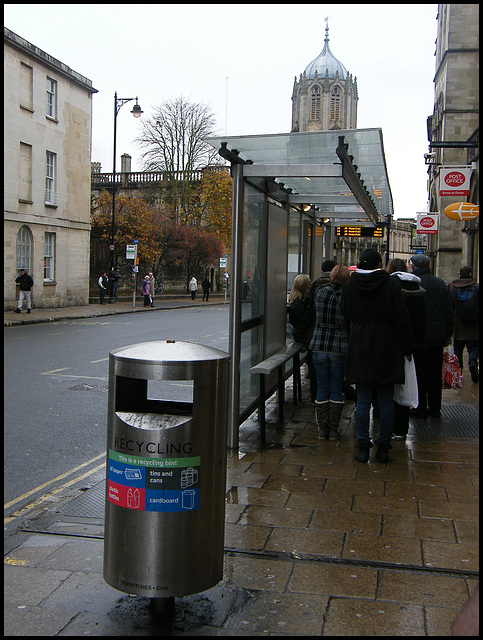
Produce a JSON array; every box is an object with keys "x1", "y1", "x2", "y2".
[{"x1": 309, "y1": 264, "x2": 351, "y2": 440}]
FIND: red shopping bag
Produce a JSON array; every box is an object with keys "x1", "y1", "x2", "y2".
[{"x1": 442, "y1": 351, "x2": 463, "y2": 389}]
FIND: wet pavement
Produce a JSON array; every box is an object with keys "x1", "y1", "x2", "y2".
[{"x1": 4, "y1": 300, "x2": 479, "y2": 635}]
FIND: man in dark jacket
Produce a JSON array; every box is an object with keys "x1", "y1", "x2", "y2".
[
  {"x1": 409, "y1": 254, "x2": 454, "y2": 418},
  {"x1": 14, "y1": 268, "x2": 34, "y2": 313},
  {"x1": 201, "y1": 277, "x2": 211, "y2": 302},
  {"x1": 449, "y1": 266, "x2": 478, "y2": 382},
  {"x1": 340, "y1": 249, "x2": 414, "y2": 463}
]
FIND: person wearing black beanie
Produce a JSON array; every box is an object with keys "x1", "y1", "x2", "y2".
[{"x1": 340, "y1": 250, "x2": 415, "y2": 463}]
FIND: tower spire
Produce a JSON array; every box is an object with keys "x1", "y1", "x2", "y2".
[{"x1": 324, "y1": 16, "x2": 329, "y2": 42}]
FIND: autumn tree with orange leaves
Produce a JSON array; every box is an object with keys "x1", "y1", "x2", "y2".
[
  {"x1": 91, "y1": 191, "x2": 157, "y2": 266},
  {"x1": 198, "y1": 167, "x2": 232, "y2": 250},
  {"x1": 91, "y1": 191, "x2": 224, "y2": 290}
]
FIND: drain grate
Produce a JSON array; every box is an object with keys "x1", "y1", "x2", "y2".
[
  {"x1": 409, "y1": 404, "x2": 479, "y2": 438},
  {"x1": 57, "y1": 480, "x2": 106, "y2": 519}
]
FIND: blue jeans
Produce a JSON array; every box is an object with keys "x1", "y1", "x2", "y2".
[
  {"x1": 312, "y1": 351, "x2": 346, "y2": 402},
  {"x1": 454, "y1": 340, "x2": 479, "y2": 371},
  {"x1": 355, "y1": 383, "x2": 394, "y2": 447}
]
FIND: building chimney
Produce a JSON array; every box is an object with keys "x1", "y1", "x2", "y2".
[{"x1": 120, "y1": 154, "x2": 132, "y2": 173}]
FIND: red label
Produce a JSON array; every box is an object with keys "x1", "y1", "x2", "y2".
[
  {"x1": 444, "y1": 171, "x2": 465, "y2": 186},
  {"x1": 419, "y1": 217, "x2": 435, "y2": 227},
  {"x1": 108, "y1": 480, "x2": 145, "y2": 510}
]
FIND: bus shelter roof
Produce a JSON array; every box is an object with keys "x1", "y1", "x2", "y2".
[{"x1": 205, "y1": 128, "x2": 393, "y2": 227}]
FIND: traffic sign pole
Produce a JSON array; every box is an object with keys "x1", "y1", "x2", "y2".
[{"x1": 132, "y1": 244, "x2": 138, "y2": 308}]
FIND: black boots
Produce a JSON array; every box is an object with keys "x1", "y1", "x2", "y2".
[
  {"x1": 375, "y1": 444, "x2": 391, "y2": 463},
  {"x1": 355, "y1": 441, "x2": 372, "y2": 463},
  {"x1": 316, "y1": 401, "x2": 343, "y2": 440},
  {"x1": 355, "y1": 440, "x2": 391, "y2": 463},
  {"x1": 315, "y1": 401, "x2": 329, "y2": 439},
  {"x1": 328, "y1": 401, "x2": 344, "y2": 440}
]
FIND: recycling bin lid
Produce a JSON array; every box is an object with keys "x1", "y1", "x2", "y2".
[{"x1": 110, "y1": 340, "x2": 229, "y2": 365}]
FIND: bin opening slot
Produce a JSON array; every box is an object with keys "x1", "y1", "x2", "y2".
[
  {"x1": 115, "y1": 376, "x2": 193, "y2": 415},
  {"x1": 148, "y1": 379, "x2": 193, "y2": 404}
]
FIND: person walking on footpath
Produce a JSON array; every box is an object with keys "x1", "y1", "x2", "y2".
[
  {"x1": 309, "y1": 265, "x2": 351, "y2": 440},
  {"x1": 409, "y1": 254, "x2": 454, "y2": 418},
  {"x1": 98, "y1": 272, "x2": 108, "y2": 305},
  {"x1": 449, "y1": 265, "x2": 479, "y2": 383},
  {"x1": 340, "y1": 249, "x2": 414, "y2": 463},
  {"x1": 141, "y1": 275, "x2": 151, "y2": 307},
  {"x1": 148, "y1": 272, "x2": 156, "y2": 307},
  {"x1": 15, "y1": 268, "x2": 34, "y2": 313},
  {"x1": 189, "y1": 276, "x2": 198, "y2": 300},
  {"x1": 202, "y1": 276, "x2": 211, "y2": 301},
  {"x1": 386, "y1": 258, "x2": 427, "y2": 440},
  {"x1": 287, "y1": 274, "x2": 317, "y2": 407},
  {"x1": 109, "y1": 267, "x2": 119, "y2": 301}
]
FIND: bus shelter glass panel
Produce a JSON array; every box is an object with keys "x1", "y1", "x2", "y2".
[
  {"x1": 287, "y1": 207, "x2": 301, "y2": 294},
  {"x1": 239, "y1": 325, "x2": 263, "y2": 414},
  {"x1": 239, "y1": 182, "x2": 266, "y2": 416},
  {"x1": 241, "y1": 185, "x2": 265, "y2": 322}
]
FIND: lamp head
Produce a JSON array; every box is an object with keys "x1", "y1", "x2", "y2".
[{"x1": 131, "y1": 98, "x2": 143, "y2": 118}]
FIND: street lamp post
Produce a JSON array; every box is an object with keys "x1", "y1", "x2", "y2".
[{"x1": 109, "y1": 92, "x2": 143, "y2": 302}]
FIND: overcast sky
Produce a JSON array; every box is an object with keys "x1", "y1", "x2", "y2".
[{"x1": 5, "y1": 3, "x2": 438, "y2": 219}]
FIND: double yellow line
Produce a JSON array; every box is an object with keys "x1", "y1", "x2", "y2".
[{"x1": 4, "y1": 453, "x2": 106, "y2": 525}]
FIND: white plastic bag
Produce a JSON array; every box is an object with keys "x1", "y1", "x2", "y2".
[{"x1": 393, "y1": 357, "x2": 419, "y2": 408}]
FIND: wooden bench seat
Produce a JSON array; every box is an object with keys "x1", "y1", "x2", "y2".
[{"x1": 249, "y1": 342, "x2": 306, "y2": 447}]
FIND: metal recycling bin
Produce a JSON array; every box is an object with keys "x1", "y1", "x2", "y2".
[{"x1": 103, "y1": 340, "x2": 230, "y2": 598}]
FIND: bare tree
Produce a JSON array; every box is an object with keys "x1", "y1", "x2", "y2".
[
  {"x1": 136, "y1": 96, "x2": 219, "y2": 173},
  {"x1": 136, "y1": 96, "x2": 220, "y2": 220}
]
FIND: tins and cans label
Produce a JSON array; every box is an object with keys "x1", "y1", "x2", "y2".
[{"x1": 107, "y1": 449, "x2": 200, "y2": 512}]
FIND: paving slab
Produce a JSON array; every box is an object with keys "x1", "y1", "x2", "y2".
[{"x1": 4, "y1": 301, "x2": 479, "y2": 636}]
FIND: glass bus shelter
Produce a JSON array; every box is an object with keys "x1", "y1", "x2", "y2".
[{"x1": 205, "y1": 129, "x2": 393, "y2": 448}]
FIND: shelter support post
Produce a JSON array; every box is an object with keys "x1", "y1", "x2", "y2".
[{"x1": 227, "y1": 162, "x2": 244, "y2": 449}]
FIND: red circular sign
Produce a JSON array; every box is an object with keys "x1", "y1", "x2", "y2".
[
  {"x1": 420, "y1": 217, "x2": 435, "y2": 227},
  {"x1": 444, "y1": 171, "x2": 465, "y2": 187}
]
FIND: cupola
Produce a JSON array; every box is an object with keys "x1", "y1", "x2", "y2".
[{"x1": 304, "y1": 21, "x2": 348, "y2": 80}]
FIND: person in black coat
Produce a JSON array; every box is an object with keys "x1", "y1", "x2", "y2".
[
  {"x1": 449, "y1": 265, "x2": 479, "y2": 382},
  {"x1": 201, "y1": 277, "x2": 211, "y2": 301},
  {"x1": 409, "y1": 254, "x2": 454, "y2": 418},
  {"x1": 340, "y1": 249, "x2": 414, "y2": 463},
  {"x1": 15, "y1": 268, "x2": 34, "y2": 313},
  {"x1": 387, "y1": 258, "x2": 427, "y2": 439}
]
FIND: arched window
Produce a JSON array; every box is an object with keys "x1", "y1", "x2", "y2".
[
  {"x1": 16, "y1": 225, "x2": 32, "y2": 272},
  {"x1": 330, "y1": 86, "x2": 341, "y2": 121},
  {"x1": 310, "y1": 85, "x2": 321, "y2": 120}
]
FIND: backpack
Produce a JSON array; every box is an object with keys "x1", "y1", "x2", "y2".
[{"x1": 454, "y1": 284, "x2": 479, "y2": 322}]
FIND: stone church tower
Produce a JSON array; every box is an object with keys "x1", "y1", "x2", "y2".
[{"x1": 292, "y1": 21, "x2": 358, "y2": 132}]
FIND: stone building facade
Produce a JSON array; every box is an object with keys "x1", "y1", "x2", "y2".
[
  {"x1": 4, "y1": 27, "x2": 97, "y2": 309},
  {"x1": 426, "y1": 4, "x2": 479, "y2": 281}
]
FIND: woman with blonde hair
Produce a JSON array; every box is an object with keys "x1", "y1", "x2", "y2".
[
  {"x1": 288, "y1": 274, "x2": 310, "y2": 304},
  {"x1": 287, "y1": 274, "x2": 317, "y2": 405}
]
